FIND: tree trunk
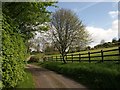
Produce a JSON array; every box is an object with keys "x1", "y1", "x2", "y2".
[{"x1": 62, "y1": 54, "x2": 66, "y2": 64}]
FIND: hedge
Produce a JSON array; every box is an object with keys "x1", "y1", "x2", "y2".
[{"x1": 2, "y1": 15, "x2": 27, "y2": 88}]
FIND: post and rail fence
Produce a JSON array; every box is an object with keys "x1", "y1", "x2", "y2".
[{"x1": 45, "y1": 47, "x2": 120, "y2": 63}]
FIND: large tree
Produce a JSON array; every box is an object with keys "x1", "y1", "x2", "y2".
[
  {"x1": 2, "y1": 2, "x2": 56, "y2": 40},
  {"x1": 51, "y1": 9, "x2": 90, "y2": 63},
  {"x1": 2, "y1": 2, "x2": 57, "y2": 52}
]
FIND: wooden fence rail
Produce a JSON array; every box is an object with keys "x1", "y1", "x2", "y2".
[{"x1": 45, "y1": 47, "x2": 120, "y2": 63}]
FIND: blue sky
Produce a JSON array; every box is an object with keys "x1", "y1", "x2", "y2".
[
  {"x1": 48, "y1": 2, "x2": 117, "y2": 29},
  {"x1": 47, "y1": 2, "x2": 119, "y2": 47}
]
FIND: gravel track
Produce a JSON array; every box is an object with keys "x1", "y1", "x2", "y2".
[{"x1": 26, "y1": 64, "x2": 88, "y2": 89}]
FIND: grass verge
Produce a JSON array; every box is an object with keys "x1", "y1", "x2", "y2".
[
  {"x1": 16, "y1": 70, "x2": 35, "y2": 89},
  {"x1": 40, "y1": 62, "x2": 120, "y2": 90}
]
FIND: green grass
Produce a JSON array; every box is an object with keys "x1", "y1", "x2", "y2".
[
  {"x1": 32, "y1": 53, "x2": 45, "y2": 58},
  {"x1": 16, "y1": 70, "x2": 35, "y2": 88},
  {"x1": 47, "y1": 46, "x2": 118, "y2": 56},
  {"x1": 40, "y1": 62, "x2": 120, "y2": 89},
  {"x1": 0, "y1": 81, "x2": 2, "y2": 89},
  {"x1": 32, "y1": 53, "x2": 45, "y2": 62},
  {"x1": 28, "y1": 53, "x2": 45, "y2": 63}
]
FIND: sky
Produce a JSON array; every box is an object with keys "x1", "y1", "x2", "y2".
[{"x1": 47, "y1": 1, "x2": 119, "y2": 47}]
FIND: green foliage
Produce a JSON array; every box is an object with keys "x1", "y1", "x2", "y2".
[
  {"x1": 52, "y1": 8, "x2": 89, "y2": 63},
  {"x1": 41, "y1": 62, "x2": 120, "y2": 89},
  {"x1": 2, "y1": 1, "x2": 57, "y2": 88},
  {"x1": 2, "y1": 15, "x2": 27, "y2": 88},
  {"x1": 28, "y1": 53, "x2": 45, "y2": 63},
  {"x1": 44, "y1": 45, "x2": 58, "y2": 55},
  {"x1": 16, "y1": 70, "x2": 35, "y2": 88},
  {"x1": 28, "y1": 56, "x2": 40, "y2": 63},
  {"x1": 2, "y1": 2, "x2": 57, "y2": 40},
  {"x1": 2, "y1": 2, "x2": 55, "y2": 25},
  {"x1": 94, "y1": 41, "x2": 119, "y2": 49}
]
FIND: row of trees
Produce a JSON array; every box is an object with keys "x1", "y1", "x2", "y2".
[{"x1": 43, "y1": 38, "x2": 120, "y2": 55}]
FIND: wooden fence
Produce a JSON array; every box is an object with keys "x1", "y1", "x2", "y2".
[{"x1": 45, "y1": 47, "x2": 120, "y2": 63}]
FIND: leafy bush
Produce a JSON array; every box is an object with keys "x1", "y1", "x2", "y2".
[
  {"x1": 2, "y1": 15, "x2": 27, "y2": 88},
  {"x1": 41, "y1": 62, "x2": 120, "y2": 89},
  {"x1": 28, "y1": 56, "x2": 40, "y2": 63}
]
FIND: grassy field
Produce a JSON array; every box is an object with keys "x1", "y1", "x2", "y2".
[
  {"x1": 16, "y1": 70, "x2": 35, "y2": 89},
  {"x1": 50, "y1": 47, "x2": 118, "y2": 55},
  {"x1": 40, "y1": 62, "x2": 120, "y2": 89},
  {"x1": 46, "y1": 46, "x2": 120, "y2": 62}
]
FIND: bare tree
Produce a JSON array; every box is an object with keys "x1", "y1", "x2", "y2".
[{"x1": 51, "y1": 9, "x2": 90, "y2": 63}]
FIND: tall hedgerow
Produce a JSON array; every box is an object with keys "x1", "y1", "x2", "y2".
[
  {"x1": 2, "y1": 15, "x2": 27, "y2": 88},
  {"x1": 2, "y1": 2, "x2": 57, "y2": 88}
]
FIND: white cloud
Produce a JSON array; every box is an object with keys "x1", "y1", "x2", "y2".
[
  {"x1": 109, "y1": 10, "x2": 119, "y2": 19},
  {"x1": 86, "y1": 19, "x2": 118, "y2": 47},
  {"x1": 112, "y1": 19, "x2": 118, "y2": 30}
]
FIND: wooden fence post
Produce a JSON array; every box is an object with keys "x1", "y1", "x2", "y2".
[
  {"x1": 48, "y1": 57, "x2": 49, "y2": 61},
  {"x1": 51, "y1": 56, "x2": 53, "y2": 61},
  {"x1": 79, "y1": 53, "x2": 81, "y2": 62},
  {"x1": 88, "y1": 52, "x2": 91, "y2": 63},
  {"x1": 119, "y1": 47, "x2": 120, "y2": 61},
  {"x1": 47, "y1": 57, "x2": 49, "y2": 61},
  {"x1": 56, "y1": 56, "x2": 57, "y2": 62},
  {"x1": 101, "y1": 50, "x2": 104, "y2": 62},
  {"x1": 71, "y1": 54, "x2": 73, "y2": 63},
  {"x1": 119, "y1": 47, "x2": 120, "y2": 55}
]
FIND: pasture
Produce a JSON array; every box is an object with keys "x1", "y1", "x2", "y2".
[
  {"x1": 30, "y1": 46, "x2": 120, "y2": 89},
  {"x1": 45, "y1": 46, "x2": 120, "y2": 62}
]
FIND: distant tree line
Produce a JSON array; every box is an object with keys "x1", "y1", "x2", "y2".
[
  {"x1": 44, "y1": 38, "x2": 120, "y2": 55},
  {"x1": 93, "y1": 38, "x2": 120, "y2": 49}
]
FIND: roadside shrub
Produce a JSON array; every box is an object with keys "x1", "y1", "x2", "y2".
[
  {"x1": 2, "y1": 15, "x2": 27, "y2": 88},
  {"x1": 28, "y1": 56, "x2": 39, "y2": 63}
]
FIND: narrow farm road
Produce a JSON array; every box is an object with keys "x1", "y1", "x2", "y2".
[{"x1": 26, "y1": 64, "x2": 88, "y2": 89}]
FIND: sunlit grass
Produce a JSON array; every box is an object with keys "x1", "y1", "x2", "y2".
[
  {"x1": 47, "y1": 46, "x2": 119, "y2": 62},
  {"x1": 41, "y1": 62, "x2": 120, "y2": 89}
]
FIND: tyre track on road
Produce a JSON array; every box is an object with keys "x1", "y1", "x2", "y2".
[{"x1": 26, "y1": 64, "x2": 88, "y2": 89}]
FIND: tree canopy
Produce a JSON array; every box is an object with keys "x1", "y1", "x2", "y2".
[
  {"x1": 51, "y1": 9, "x2": 90, "y2": 63},
  {"x1": 2, "y1": 2, "x2": 56, "y2": 40}
]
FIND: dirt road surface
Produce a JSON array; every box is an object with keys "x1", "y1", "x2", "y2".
[{"x1": 26, "y1": 64, "x2": 88, "y2": 89}]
